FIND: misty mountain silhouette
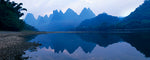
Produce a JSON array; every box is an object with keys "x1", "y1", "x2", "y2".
[
  {"x1": 115, "y1": 0, "x2": 150, "y2": 29},
  {"x1": 77, "y1": 13, "x2": 120, "y2": 31},
  {"x1": 37, "y1": 16, "x2": 47, "y2": 25},
  {"x1": 51, "y1": 10, "x2": 64, "y2": 22},
  {"x1": 80, "y1": 8, "x2": 96, "y2": 20},
  {"x1": 24, "y1": 13, "x2": 36, "y2": 26},
  {"x1": 24, "y1": 8, "x2": 96, "y2": 31},
  {"x1": 64, "y1": 8, "x2": 78, "y2": 18}
]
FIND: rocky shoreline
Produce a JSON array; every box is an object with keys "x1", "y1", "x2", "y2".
[{"x1": 0, "y1": 31, "x2": 44, "y2": 60}]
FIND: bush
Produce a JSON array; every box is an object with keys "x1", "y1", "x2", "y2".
[{"x1": 0, "y1": 0, "x2": 36, "y2": 31}]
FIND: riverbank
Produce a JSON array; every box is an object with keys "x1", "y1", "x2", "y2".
[
  {"x1": 0, "y1": 30, "x2": 150, "y2": 60},
  {"x1": 0, "y1": 31, "x2": 42, "y2": 60}
]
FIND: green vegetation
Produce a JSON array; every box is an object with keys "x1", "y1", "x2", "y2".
[{"x1": 0, "y1": 0, "x2": 36, "y2": 31}]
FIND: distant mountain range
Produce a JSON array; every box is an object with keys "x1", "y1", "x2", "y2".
[
  {"x1": 25, "y1": 0, "x2": 150, "y2": 31},
  {"x1": 77, "y1": 13, "x2": 120, "y2": 31},
  {"x1": 77, "y1": 0, "x2": 150, "y2": 31},
  {"x1": 24, "y1": 8, "x2": 96, "y2": 31}
]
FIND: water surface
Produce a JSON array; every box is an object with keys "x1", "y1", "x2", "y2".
[{"x1": 23, "y1": 33, "x2": 150, "y2": 60}]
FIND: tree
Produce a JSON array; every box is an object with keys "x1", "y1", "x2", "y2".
[{"x1": 0, "y1": 0, "x2": 35, "y2": 31}]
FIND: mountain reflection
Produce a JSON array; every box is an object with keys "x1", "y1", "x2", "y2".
[
  {"x1": 30, "y1": 33, "x2": 96, "y2": 54},
  {"x1": 77, "y1": 33, "x2": 123, "y2": 47},
  {"x1": 29, "y1": 33, "x2": 150, "y2": 58},
  {"x1": 118, "y1": 33, "x2": 150, "y2": 57},
  {"x1": 30, "y1": 33, "x2": 123, "y2": 54}
]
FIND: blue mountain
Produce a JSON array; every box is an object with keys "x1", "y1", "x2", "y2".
[
  {"x1": 48, "y1": 14, "x2": 53, "y2": 20},
  {"x1": 115, "y1": 0, "x2": 150, "y2": 29},
  {"x1": 77, "y1": 13, "x2": 120, "y2": 31},
  {"x1": 80, "y1": 8, "x2": 96, "y2": 20},
  {"x1": 51, "y1": 10, "x2": 64, "y2": 22},
  {"x1": 25, "y1": 8, "x2": 96, "y2": 31},
  {"x1": 43, "y1": 15, "x2": 49, "y2": 21},
  {"x1": 24, "y1": 13, "x2": 36, "y2": 26},
  {"x1": 64, "y1": 8, "x2": 78, "y2": 17}
]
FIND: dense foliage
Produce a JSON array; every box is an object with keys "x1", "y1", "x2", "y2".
[{"x1": 0, "y1": 0, "x2": 36, "y2": 31}]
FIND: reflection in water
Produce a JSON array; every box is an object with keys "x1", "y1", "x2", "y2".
[
  {"x1": 119, "y1": 33, "x2": 150, "y2": 57},
  {"x1": 77, "y1": 33, "x2": 123, "y2": 47},
  {"x1": 23, "y1": 33, "x2": 150, "y2": 60},
  {"x1": 29, "y1": 33, "x2": 96, "y2": 54}
]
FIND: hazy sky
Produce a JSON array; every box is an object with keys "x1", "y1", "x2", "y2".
[{"x1": 11, "y1": 0, "x2": 144, "y2": 18}]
